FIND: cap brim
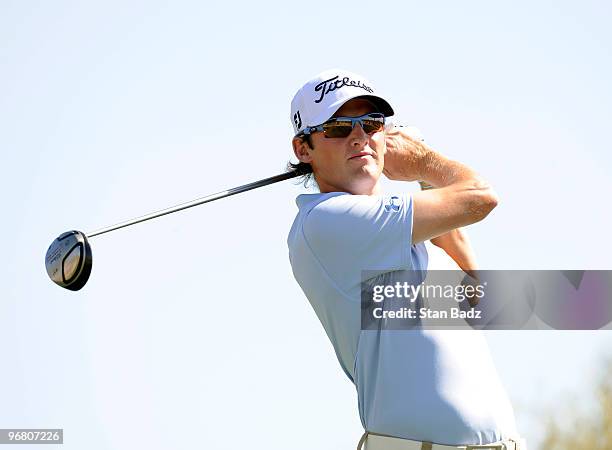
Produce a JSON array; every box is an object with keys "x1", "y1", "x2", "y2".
[
  {"x1": 310, "y1": 94, "x2": 395, "y2": 128},
  {"x1": 354, "y1": 95, "x2": 395, "y2": 118}
]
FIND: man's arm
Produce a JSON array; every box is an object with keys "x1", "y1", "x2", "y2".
[
  {"x1": 419, "y1": 181, "x2": 479, "y2": 277},
  {"x1": 384, "y1": 126, "x2": 499, "y2": 245},
  {"x1": 430, "y1": 228, "x2": 478, "y2": 279}
]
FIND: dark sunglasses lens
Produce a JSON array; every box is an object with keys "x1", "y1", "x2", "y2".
[
  {"x1": 362, "y1": 119, "x2": 384, "y2": 134},
  {"x1": 323, "y1": 121, "x2": 353, "y2": 138},
  {"x1": 322, "y1": 115, "x2": 384, "y2": 138}
]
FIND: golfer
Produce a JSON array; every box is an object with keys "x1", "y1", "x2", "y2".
[{"x1": 286, "y1": 70, "x2": 527, "y2": 450}]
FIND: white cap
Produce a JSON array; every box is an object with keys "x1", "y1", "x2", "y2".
[{"x1": 290, "y1": 69, "x2": 394, "y2": 136}]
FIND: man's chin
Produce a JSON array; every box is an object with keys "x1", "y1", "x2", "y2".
[
  {"x1": 345, "y1": 168, "x2": 383, "y2": 194},
  {"x1": 354, "y1": 161, "x2": 382, "y2": 177}
]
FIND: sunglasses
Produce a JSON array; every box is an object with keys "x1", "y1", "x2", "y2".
[{"x1": 298, "y1": 112, "x2": 385, "y2": 139}]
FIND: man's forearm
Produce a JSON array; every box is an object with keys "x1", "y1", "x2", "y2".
[
  {"x1": 417, "y1": 145, "x2": 499, "y2": 229},
  {"x1": 416, "y1": 144, "x2": 491, "y2": 192},
  {"x1": 385, "y1": 128, "x2": 496, "y2": 197},
  {"x1": 430, "y1": 228, "x2": 478, "y2": 278},
  {"x1": 385, "y1": 128, "x2": 499, "y2": 243}
]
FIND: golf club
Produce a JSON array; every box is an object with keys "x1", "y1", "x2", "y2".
[{"x1": 45, "y1": 170, "x2": 302, "y2": 291}]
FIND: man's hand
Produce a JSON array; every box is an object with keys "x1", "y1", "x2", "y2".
[{"x1": 383, "y1": 126, "x2": 430, "y2": 182}]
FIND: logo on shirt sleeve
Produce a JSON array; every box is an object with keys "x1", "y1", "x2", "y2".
[{"x1": 384, "y1": 195, "x2": 402, "y2": 212}]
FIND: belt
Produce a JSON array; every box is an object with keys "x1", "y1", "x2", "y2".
[{"x1": 357, "y1": 431, "x2": 527, "y2": 450}]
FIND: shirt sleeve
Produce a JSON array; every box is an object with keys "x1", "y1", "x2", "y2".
[{"x1": 302, "y1": 193, "x2": 416, "y2": 290}]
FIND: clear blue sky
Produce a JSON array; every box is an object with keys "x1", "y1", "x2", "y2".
[{"x1": 1, "y1": 1, "x2": 611, "y2": 449}]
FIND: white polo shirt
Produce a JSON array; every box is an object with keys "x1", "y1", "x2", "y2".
[{"x1": 287, "y1": 192, "x2": 519, "y2": 446}]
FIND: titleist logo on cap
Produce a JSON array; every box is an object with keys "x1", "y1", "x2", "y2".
[
  {"x1": 313, "y1": 75, "x2": 374, "y2": 103},
  {"x1": 290, "y1": 69, "x2": 394, "y2": 135}
]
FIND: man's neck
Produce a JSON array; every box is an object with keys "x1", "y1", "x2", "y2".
[{"x1": 318, "y1": 179, "x2": 383, "y2": 195}]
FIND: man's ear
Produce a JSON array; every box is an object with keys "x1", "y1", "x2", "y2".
[{"x1": 292, "y1": 137, "x2": 314, "y2": 164}]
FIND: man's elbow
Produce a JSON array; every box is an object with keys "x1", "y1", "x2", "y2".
[{"x1": 468, "y1": 184, "x2": 499, "y2": 222}]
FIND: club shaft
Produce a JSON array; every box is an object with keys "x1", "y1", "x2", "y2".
[{"x1": 87, "y1": 170, "x2": 301, "y2": 238}]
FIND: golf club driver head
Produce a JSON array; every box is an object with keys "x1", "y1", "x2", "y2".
[{"x1": 45, "y1": 230, "x2": 92, "y2": 291}]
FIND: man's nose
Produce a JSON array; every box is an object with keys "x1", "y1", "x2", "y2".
[{"x1": 349, "y1": 123, "x2": 368, "y2": 145}]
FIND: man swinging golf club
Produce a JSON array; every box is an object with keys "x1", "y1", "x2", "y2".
[{"x1": 286, "y1": 69, "x2": 527, "y2": 450}]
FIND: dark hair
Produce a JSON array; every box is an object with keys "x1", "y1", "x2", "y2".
[{"x1": 286, "y1": 135, "x2": 316, "y2": 188}]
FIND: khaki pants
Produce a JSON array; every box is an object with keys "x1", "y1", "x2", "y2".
[{"x1": 357, "y1": 431, "x2": 527, "y2": 450}]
